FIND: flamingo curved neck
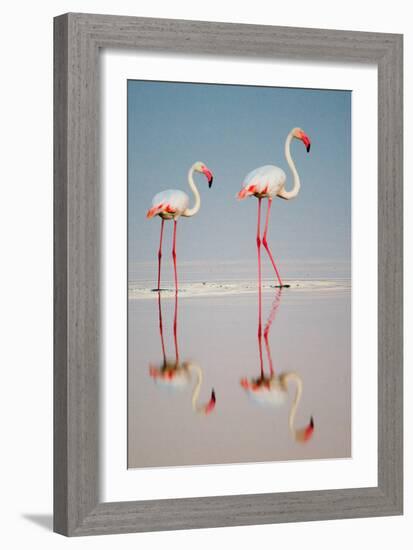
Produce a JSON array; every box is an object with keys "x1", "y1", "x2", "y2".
[
  {"x1": 278, "y1": 132, "x2": 301, "y2": 200},
  {"x1": 183, "y1": 166, "x2": 201, "y2": 217},
  {"x1": 188, "y1": 363, "x2": 203, "y2": 411},
  {"x1": 280, "y1": 372, "x2": 303, "y2": 434}
]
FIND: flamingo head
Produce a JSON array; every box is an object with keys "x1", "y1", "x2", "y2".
[
  {"x1": 193, "y1": 161, "x2": 214, "y2": 188},
  {"x1": 295, "y1": 416, "x2": 315, "y2": 443},
  {"x1": 204, "y1": 389, "x2": 217, "y2": 415},
  {"x1": 292, "y1": 128, "x2": 311, "y2": 153}
]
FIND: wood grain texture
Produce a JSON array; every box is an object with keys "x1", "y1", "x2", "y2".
[
  {"x1": 53, "y1": 14, "x2": 69, "y2": 535},
  {"x1": 377, "y1": 33, "x2": 403, "y2": 509},
  {"x1": 53, "y1": 13, "x2": 403, "y2": 536}
]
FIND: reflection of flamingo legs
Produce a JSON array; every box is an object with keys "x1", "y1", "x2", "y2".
[
  {"x1": 257, "y1": 287, "x2": 282, "y2": 379},
  {"x1": 173, "y1": 291, "x2": 179, "y2": 364},
  {"x1": 157, "y1": 291, "x2": 166, "y2": 364},
  {"x1": 157, "y1": 289, "x2": 179, "y2": 365},
  {"x1": 240, "y1": 287, "x2": 314, "y2": 443},
  {"x1": 254, "y1": 265, "x2": 282, "y2": 382},
  {"x1": 149, "y1": 291, "x2": 216, "y2": 415},
  {"x1": 263, "y1": 288, "x2": 282, "y2": 376}
]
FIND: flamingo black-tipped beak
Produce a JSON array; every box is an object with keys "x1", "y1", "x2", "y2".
[
  {"x1": 303, "y1": 416, "x2": 315, "y2": 442},
  {"x1": 203, "y1": 168, "x2": 214, "y2": 188},
  {"x1": 295, "y1": 416, "x2": 315, "y2": 443},
  {"x1": 301, "y1": 133, "x2": 311, "y2": 153},
  {"x1": 205, "y1": 388, "x2": 216, "y2": 414}
]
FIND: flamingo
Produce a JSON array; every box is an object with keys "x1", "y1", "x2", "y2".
[
  {"x1": 240, "y1": 288, "x2": 314, "y2": 443},
  {"x1": 148, "y1": 291, "x2": 216, "y2": 415},
  {"x1": 149, "y1": 361, "x2": 216, "y2": 415},
  {"x1": 237, "y1": 128, "x2": 311, "y2": 288},
  {"x1": 146, "y1": 161, "x2": 214, "y2": 291}
]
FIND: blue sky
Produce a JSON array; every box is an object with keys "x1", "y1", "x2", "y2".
[{"x1": 128, "y1": 80, "x2": 351, "y2": 278}]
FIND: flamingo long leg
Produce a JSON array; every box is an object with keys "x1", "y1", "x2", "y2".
[
  {"x1": 256, "y1": 198, "x2": 264, "y2": 378},
  {"x1": 157, "y1": 219, "x2": 165, "y2": 291},
  {"x1": 262, "y1": 199, "x2": 284, "y2": 287},
  {"x1": 172, "y1": 220, "x2": 178, "y2": 291},
  {"x1": 157, "y1": 291, "x2": 167, "y2": 364},
  {"x1": 257, "y1": 198, "x2": 262, "y2": 291},
  {"x1": 258, "y1": 284, "x2": 265, "y2": 379},
  {"x1": 263, "y1": 289, "x2": 282, "y2": 376},
  {"x1": 173, "y1": 290, "x2": 179, "y2": 364}
]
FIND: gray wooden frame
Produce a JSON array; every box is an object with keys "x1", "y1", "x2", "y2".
[{"x1": 54, "y1": 12, "x2": 403, "y2": 536}]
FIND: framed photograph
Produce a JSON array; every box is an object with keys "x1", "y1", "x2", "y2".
[{"x1": 54, "y1": 13, "x2": 403, "y2": 536}]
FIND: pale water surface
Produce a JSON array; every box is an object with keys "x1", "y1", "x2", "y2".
[{"x1": 128, "y1": 278, "x2": 351, "y2": 468}]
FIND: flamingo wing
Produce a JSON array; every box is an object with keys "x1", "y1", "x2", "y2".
[
  {"x1": 238, "y1": 165, "x2": 286, "y2": 198},
  {"x1": 245, "y1": 386, "x2": 288, "y2": 407},
  {"x1": 148, "y1": 189, "x2": 190, "y2": 218}
]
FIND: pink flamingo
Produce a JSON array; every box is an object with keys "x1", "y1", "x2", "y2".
[
  {"x1": 240, "y1": 288, "x2": 314, "y2": 443},
  {"x1": 149, "y1": 291, "x2": 216, "y2": 416},
  {"x1": 237, "y1": 128, "x2": 311, "y2": 288},
  {"x1": 146, "y1": 161, "x2": 214, "y2": 291}
]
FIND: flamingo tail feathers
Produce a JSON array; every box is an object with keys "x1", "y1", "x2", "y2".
[
  {"x1": 237, "y1": 185, "x2": 256, "y2": 200},
  {"x1": 147, "y1": 203, "x2": 164, "y2": 219}
]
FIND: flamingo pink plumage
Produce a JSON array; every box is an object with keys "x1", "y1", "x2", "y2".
[
  {"x1": 146, "y1": 161, "x2": 214, "y2": 291},
  {"x1": 237, "y1": 127, "x2": 311, "y2": 288}
]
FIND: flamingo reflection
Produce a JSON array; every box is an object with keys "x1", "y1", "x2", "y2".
[
  {"x1": 149, "y1": 292, "x2": 216, "y2": 415},
  {"x1": 240, "y1": 288, "x2": 314, "y2": 443}
]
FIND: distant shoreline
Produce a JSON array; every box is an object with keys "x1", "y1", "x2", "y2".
[{"x1": 128, "y1": 278, "x2": 351, "y2": 300}]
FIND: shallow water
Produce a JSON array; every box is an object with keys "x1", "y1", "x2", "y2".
[
  {"x1": 129, "y1": 278, "x2": 350, "y2": 300},
  {"x1": 128, "y1": 282, "x2": 351, "y2": 468}
]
